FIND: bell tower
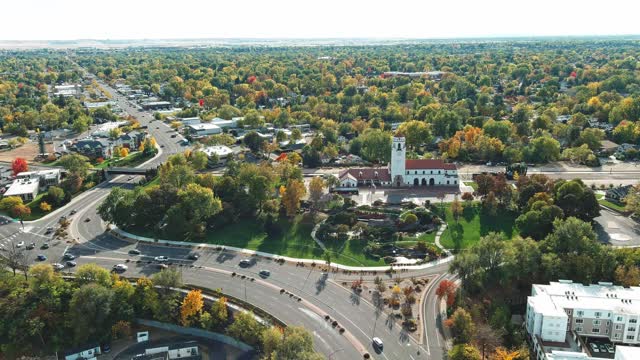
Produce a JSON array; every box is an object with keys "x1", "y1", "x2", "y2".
[{"x1": 390, "y1": 135, "x2": 406, "y2": 187}]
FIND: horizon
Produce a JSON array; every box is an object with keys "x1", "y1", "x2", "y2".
[{"x1": 3, "y1": 0, "x2": 640, "y2": 43}]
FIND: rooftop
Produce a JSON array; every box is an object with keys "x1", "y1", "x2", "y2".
[
  {"x1": 405, "y1": 159, "x2": 457, "y2": 170},
  {"x1": 188, "y1": 123, "x2": 221, "y2": 131},
  {"x1": 199, "y1": 145, "x2": 233, "y2": 157},
  {"x1": 5, "y1": 178, "x2": 39, "y2": 196},
  {"x1": 532, "y1": 281, "x2": 640, "y2": 316}
]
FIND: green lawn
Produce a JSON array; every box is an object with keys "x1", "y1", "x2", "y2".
[
  {"x1": 127, "y1": 215, "x2": 385, "y2": 267},
  {"x1": 94, "y1": 151, "x2": 152, "y2": 169},
  {"x1": 599, "y1": 199, "x2": 627, "y2": 212},
  {"x1": 436, "y1": 203, "x2": 519, "y2": 250},
  {"x1": 463, "y1": 181, "x2": 478, "y2": 191}
]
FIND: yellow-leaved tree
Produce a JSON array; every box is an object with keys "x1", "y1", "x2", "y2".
[{"x1": 180, "y1": 289, "x2": 204, "y2": 326}]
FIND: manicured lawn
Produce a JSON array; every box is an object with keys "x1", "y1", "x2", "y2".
[
  {"x1": 599, "y1": 199, "x2": 627, "y2": 212},
  {"x1": 127, "y1": 215, "x2": 385, "y2": 267},
  {"x1": 436, "y1": 203, "x2": 519, "y2": 250},
  {"x1": 464, "y1": 181, "x2": 478, "y2": 191},
  {"x1": 94, "y1": 151, "x2": 151, "y2": 169},
  {"x1": 403, "y1": 230, "x2": 437, "y2": 244}
]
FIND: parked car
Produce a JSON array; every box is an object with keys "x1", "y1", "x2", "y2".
[
  {"x1": 52, "y1": 263, "x2": 65, "y2": 271},
  {"x1": 605, "y1": 344, "x2": 614, "y2": 353},
  {"x1": 259, "y1": 270, "x2": 271, "y2": 278},
  {"x1": 112, "y1": 264, "x2": 128, "y2": 272},
  {"x1": 154, "y1": 256, "x2": 169, "y2": 262},
  {"x1": 45, "y1": 227, "x2": 54, "y2": 234},
  {"x1": 128, "y1": 249, "x2": 141, "y2": 255},
  {"x1": 36, "y1": 254, "x2": 47, "y2": 261},
  {"x1": 40, "y1": 243, "x2": 49, "y2": 249},
  {"x1": 239, "y1": 259, "x2": 251, "y2": 267},
  {"x1": 372, "y1": 337, "x2": 383, "y2": 350},
  {"x1": 187, "y1": 253, "x2": 200, "y2": 260},
  {"x1": 26, "y1": 242, "x2": 36, "y2": 250},
  {"x1": 589, "y1": 343, "x2": 599, "y2": 353},
  {"x1": 70, "y1": 209, "x2": 77, "y2": 215},
  {"x1": 66, "y1": 261, "x2": 77, "y2": 267},
  {"x1": 16, "y1": 241, "x2": 24, "y2": 248},
  {"x1": 84, "y1": 218, "x2": 91, "y2": 222},
  {"x1": 63, "y1": 253, "x2": 76, "y2": 260}
]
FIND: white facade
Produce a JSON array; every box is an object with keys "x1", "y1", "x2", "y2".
[
  {"x1": 339, "y1": 173, "x2": 358, "y2": 188},
  {"x1": 390, "y1": 136, "x2": 406, "y2": 186},
  {"x1": 188, "y1": 123, "x2": 222, "y2": 136},
  {"x1": 4, "y1": 178, "x2": 39, "y2": 202},
  {"x1": 180, "y1": 117, "x2": 201, "y2": 125}
]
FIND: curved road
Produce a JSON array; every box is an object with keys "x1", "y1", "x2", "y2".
[{"x1": 0, "y1": 77, "x2": 452, "y2": 359}]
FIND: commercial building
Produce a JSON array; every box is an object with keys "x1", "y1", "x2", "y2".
[
  {"x1": 179, "y1": 117, "x2": 201, "y2": 126},
  {"x1": 17, "y1": 169, "x2": 61, "y2": 189},
  {"x1": 187, "y1": 123, "x2": 222, "y2": 137},
  {"x1": 53, "y1": 84, "x2": 82, "y2": 98},
  {"x1": 63, "y1": 343, "x2": 101, "y2": 360},
  {"x1": 132, "y1": 341, "x2": 200, "y2": 360},
  {"x1": 198, "y1": 145, "x2": 233, "y2": 167},
  {"x1": 4, "y1": 178, "x2": 39, "y2": 202},
  {"x1": 526, "y1": 281, "x2": 640, "y2": 360},
  {"x1": 211, "y1": 117, "x2": 240, "y2": 129},
  {"x1": 337, "y1": 135, "x2": 458, "y2": 188},
  {"x1": 91, "y1": 121, "x2": 128, "y2": 138},
  {"x1": 141, "y1": 101, "x2": 172, "y2": 110}
]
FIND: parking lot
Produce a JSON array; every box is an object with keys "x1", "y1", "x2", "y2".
[
  {"x1": 585, "y1": 338, "x2": 616, "y2": 358},
  {"x1": 594, "y1": 208, "x2": 640, "y2": 247}
]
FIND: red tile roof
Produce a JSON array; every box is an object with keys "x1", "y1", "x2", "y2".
[
  {"x1": 339, "y1": 168, "x2": 391, "y2": 182},
  {"x1": 405, "y1": 159, "x2": 456, "y2": 170}
]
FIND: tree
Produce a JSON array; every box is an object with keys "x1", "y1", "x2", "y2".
[
  {"x1": 167, "y1": 183, "x2": 222, "y2": 238},
  {"x1": 119, "y1": 147, "x2": 129, "y2": 158},
  {"x1": 69, "y1": 284, "x2": 113, "y2": 344},
  {"x1": 209, "y1": 296, "x2": 229, "y2": 330},
  {"x1": 0, "y1": 196, "x2": 24, "y2": 216},
  {"x1": 12, "y1": 204, "x2": 31, "y2": 219},
  {"x1": 615, "y1": 265, "x2": 640, "y2": 287},
  {"x1": 11, "y1": 157, "x2": 28, "y2": 176},
  {"x1": 133, "y1": 277, "x2": 160, "y2": 318},
  {"x1": 359, "y1": 128, "x2": 392, "y2": 163},
  {"x1": 492, "y1": 347, "x2": 526, "y2": 360},
  {"x1": 451, "y1": 195, "x2": 463, "y2": 222},
  {"x1": 39, "y1": 201, "x2": 52, "y2": 212},
  {"x1": 46, "y1": 186, "x2": 65, "y2": 206},
  {"x1": 111, "y1": 320, "x2": 132, "y2": 340},
  {"x1": 524, "y1": 136, "x2": 560, "y2": 163},
  {"x1": 261, "y1": 326, "x2": 283, "y2": 357},
  {"x1": 243, "y1": 131, "x2": 264, "y2": 154},
  {"x1": 180, "y1": 289, "x2": 204, "y2": 326},
  {"x1": 227, "y1": 311, "x2": 263, "y2": 347},
  {"x1": 553, "y1": 179, "x2": 600, "y2": 221},
  {"x1": 447, "y1": 307, "x2": 475, "y2": 344},
  {"x1": 152, "y1": 267, "x2": 183, "y2": 292},
  {"x1": 308, "y1": 176, "x2": 325, "y2": 211},
  {"x1": 448, "y1": 344, "x2": 481, "y2": 360},
  {"x1": 397, "y1": 120, "x2": 432, "y2": 150},
  {"x1": 76, "y1": 263, "x2": 113, "y2": 287},
  {"x1": 436, "y1": 279, "x2": 458, "y2": 307},
  {"x1": 281, "y1": 179, "x2": 306, "y2": 217},
  {"x1": 58, "y1": 154, "x2": 91, "y2": 178},
  {"x1": 190, "y1": 151, "x2": 209, "y2": 170}
]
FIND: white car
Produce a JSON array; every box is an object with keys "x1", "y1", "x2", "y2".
[
  {"x1": 372, "y1": 337, "x2": 383, "y2": 350},
  {"x1": 16, "y1": 241, "x2": 24, "y2": 248},
  {"x1": 154, "y1": 256, "x2": 169, "y2": 262},
  {"x1": 112, "y1": 264, "x2": 128, "y2": 272},
  {"x1": 52, "y1": 263, "x2": 65, "y2": 271}
]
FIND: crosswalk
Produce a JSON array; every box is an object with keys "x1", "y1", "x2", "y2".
[{"x1": 0, "y1": 231, "x2": 22, "y2": 249}]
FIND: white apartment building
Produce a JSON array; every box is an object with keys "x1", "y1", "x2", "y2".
[{"x1": 526, "y1": 281, "x2": 640, "y2": 360}]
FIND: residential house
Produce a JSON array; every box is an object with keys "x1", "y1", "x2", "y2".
[
  {"x1": 72, "y1": 138, "x2": 111, "y2": 158},
  {"x1": 606, "y1": 185, "x2": 633, "y2": 204}
]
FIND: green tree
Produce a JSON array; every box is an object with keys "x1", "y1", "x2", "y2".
[
  {"x1": 359, "y1": 128, "x2": 392, "y2": 163},
  {"x1": 69, "y1": 284, "x2": 113, "y2": 344},
  {"x1": 227, "y1": 311, "x2": 263, "y2": 347},
  {"x1": 449, "y1": 344, "x2": 482, "y2": 360},
  {"x1": 448, "y1": 307, "x2": 475, "y2": 344},
  {"x1": 58, "y1": 154, "x2": 91, "y2": 178},
  {"x1": 396, "y1": 120, "x2": 432, "y2": 150},
  {"x1": 524, "y1": 136, "x2": 560, "y2": 163},
  {"x1": 76, "y1": 263, "x2": 113, "y2": 287}
]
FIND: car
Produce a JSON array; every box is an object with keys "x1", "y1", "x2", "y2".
[
  {"x1": 128, "y1": 249, "x2": 141, "y2": 255},
  {"x1": 599, "y1": 344, "x2": 608, "y2": 353},
  {"x1": 154, "y1": 256, "x2": 169, "y2": 262},
  {"x1": 171, "y1": 134, "x2": 177, "y2": 138},
  {"x1": 112, "y1": 264, "x2": 128, "y2": 272},
  {"x1": 63, "y1": 253, "x2": 76, "y2": 260},
  {"x1": 36, "y1": 254, "x2": 47, "y2": 261},
  {"x1": 605, "y1": 344, "x2": 614, "y2": 353},
  {"x1": 157, "y1": 264, "x2": 168, "y2": 269},
  {"x1": 239, "y1": 259, "x2": 252, "y2": 267},
  {"x1": 372, "y1": 337, "x2": 383, "y2": 350},
  {"x1": 160, "y1": 144, "x2": 165, "y2": 148},
  {"x1": 156, "y1": 126, "x2": 159, "y2": 129},
  {"x1": 40, "y1": 243, "x2": 49, "y2": 249},
  {"x1": 45, "y1": 227, "x2": 54, "y2": 234},
  {"x1": 84, "y1": 218, "x2": 91, "y2": 222},
  {"x1": 26, "y1": 242, "x2": 36, "y2": 250},
  {"x1": 589, "y1": 343, "x2": 600, "y2": 353},
  {"x1": 259, "y1": 270, "x2": 271, "y2": 278},
  {"x1": 187, "y1": 253, "x2": 200, "y2": 260},
  {"x1": 66, "y1": 261, "x2": 77, "y2": 267},
  {"x1": 127, "y1": 176, "x2": 134, "y2": 181},
  {"x1": 101, "y1": 344, "x2": 111, "y2": 353},
  {"x1": 52, "y1": 263, "x2": 65, "y2": 271},
  {"x1": 70, "y1": 209, "x2": 77, "y2": 215},
  {"x1": 16, "y1": 241, "x2": 24, "y2": 248}
]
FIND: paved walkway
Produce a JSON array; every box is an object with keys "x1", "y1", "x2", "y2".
[{"x1": 434, "y1": 224, "x2": 452, "y2": 256}]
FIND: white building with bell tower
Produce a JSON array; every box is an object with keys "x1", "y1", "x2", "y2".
[{"x1": 390, "y1": 135, "x2": 406, "y2": 187}]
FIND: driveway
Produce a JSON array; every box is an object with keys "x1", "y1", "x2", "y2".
[{"x1": 594, "y1": 208, "x2": 640, "y2": 247}]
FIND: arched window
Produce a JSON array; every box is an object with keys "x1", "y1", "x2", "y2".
[{"x1": 397, "y1": 143, "x2": 401, "y2": 150}]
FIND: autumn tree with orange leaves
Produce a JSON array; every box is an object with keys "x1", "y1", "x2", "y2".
[
  {"x1": 180, "y1": 289, "x2": 204, "y2": 326},
  {"x1": 436, "y1": 279, "x2": 458, "y2": 307}
]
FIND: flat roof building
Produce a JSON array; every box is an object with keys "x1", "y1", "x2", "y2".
[
  {"x1": 526, "y1": 281, "x2": 640, "y2": 360},
  {"x1": 187, "y1": 123, "x2": 222, "y2": 137},
  {"x1": 4, "y1": 177, "x2": 39, "y2": 202}
]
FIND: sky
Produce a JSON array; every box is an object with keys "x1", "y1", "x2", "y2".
[{"x1": 2, "y1": 0, "x2": 639, "y2": 41}]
